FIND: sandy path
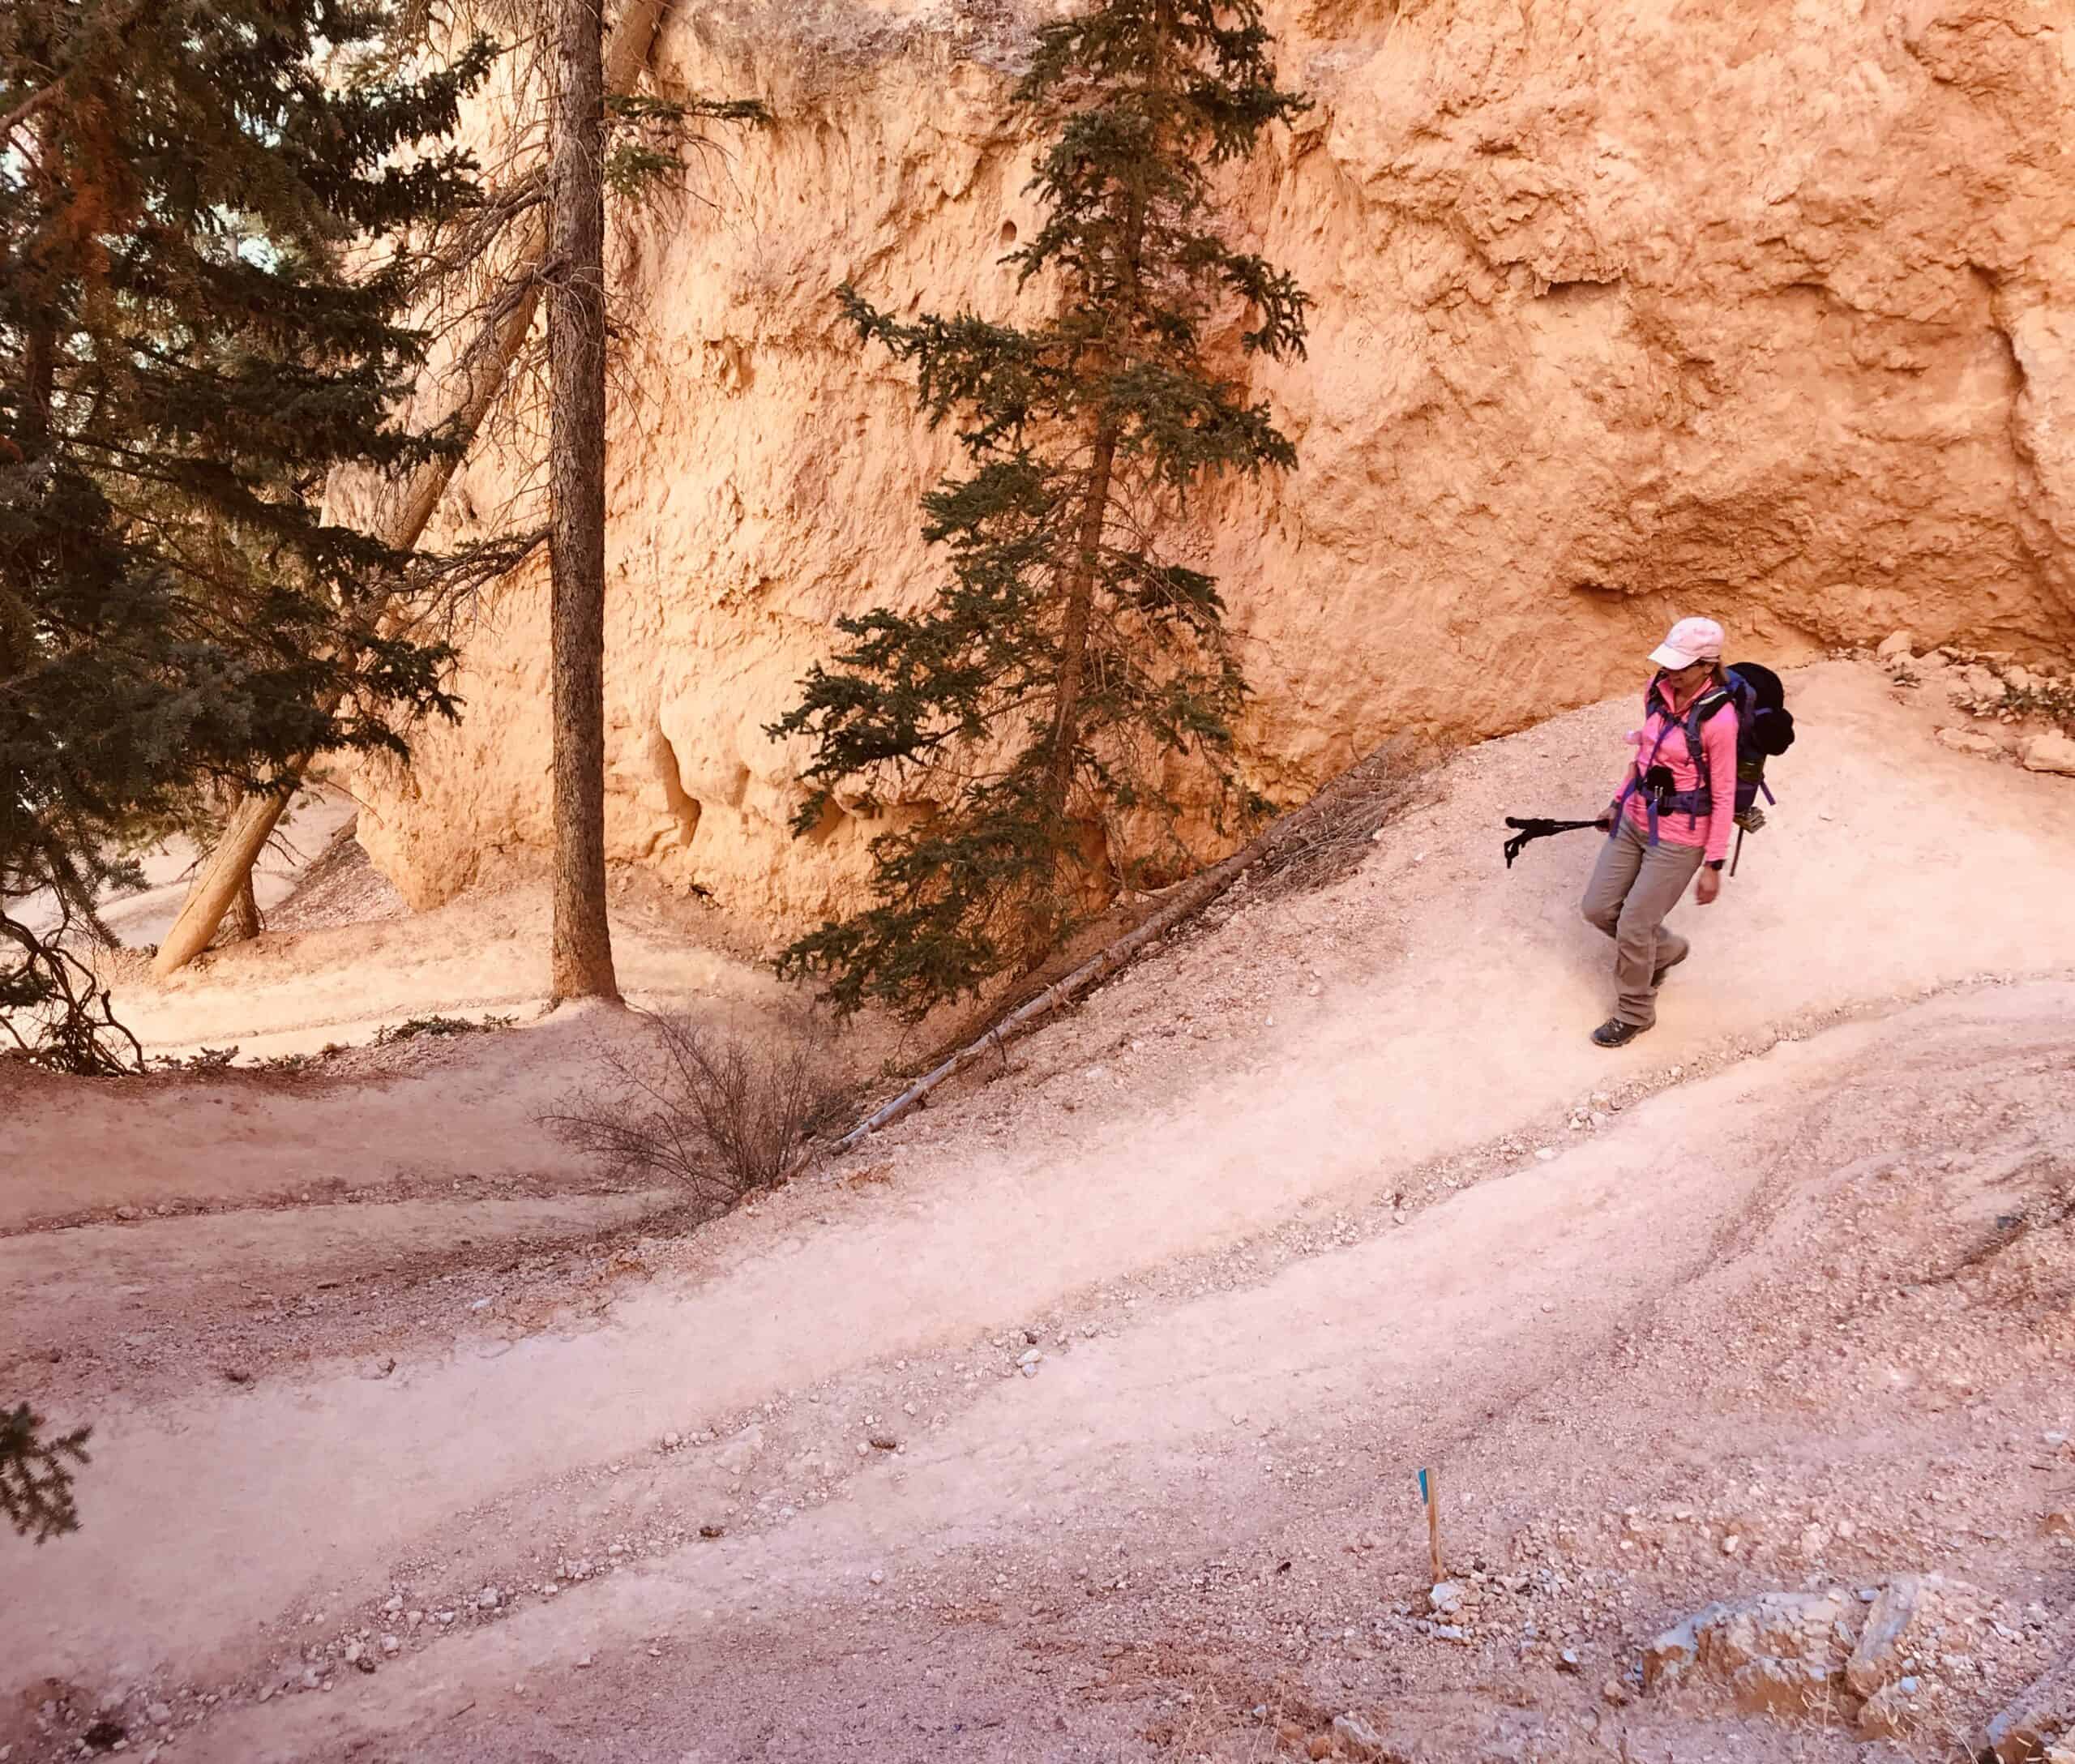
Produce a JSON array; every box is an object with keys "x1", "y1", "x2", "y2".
[
  {"x1": 0, "y1": 1018, "x2": 622, "y2": 1227},
  {"x1": 6, "y1": 662, "x2": 2074, "y2": 1762},
  {"x1": 0, "y1": 1190, "x2": 684, "y2": 1408},
  {"x1": 169, "y1": 980, "x2": 2075, "y2": 1763},
  {"x1": 101, "y1": 899, "x2": 788, "y2": 1061}
]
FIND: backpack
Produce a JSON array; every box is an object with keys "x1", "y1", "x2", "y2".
[
  {"x1": 1615, "y1": 661, "x2": 1796, "y2": 843},
  {"x1": 1722, "y1": 662, "x2": 1796, "y2": 825}
]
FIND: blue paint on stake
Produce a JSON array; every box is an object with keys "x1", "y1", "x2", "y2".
[{"x1": 1418, "y1": 1468, "x2": 1430, "y2": 1505}]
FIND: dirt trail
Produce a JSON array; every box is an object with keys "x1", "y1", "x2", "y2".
[{"x1": 5, "y1": 662, "x2": 2074, "y2": 1763}]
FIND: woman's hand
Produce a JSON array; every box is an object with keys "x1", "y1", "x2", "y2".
[{"x1": 1695, "y1": 867, "x2": 1722, "y2": 906}]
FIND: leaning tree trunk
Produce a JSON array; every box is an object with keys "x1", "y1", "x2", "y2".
[
  {"x1": 545, "y1": 0, "x2": 618, "y2": 1001},
  {"x1": 147, "y1": 268, "x2": 545, "y2": 978},
  {"x1": 149, "y1": 0, "x2": 667, "y2": 979}
]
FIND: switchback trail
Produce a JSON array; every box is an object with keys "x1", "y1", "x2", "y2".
[{"x1": 6, "y1": 662, "x2": 2073, "y2": 1763}]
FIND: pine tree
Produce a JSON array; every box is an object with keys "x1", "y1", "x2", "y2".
[
  {"x1": 2, "y1": 0, "x2": 495, "y2": 1066},
  {"x1": 144, "y1": 0, "x2": 762, "y2": 978},
  {"x1": 770, "y1": 0, "x2": 1308, "y2": 1021}
]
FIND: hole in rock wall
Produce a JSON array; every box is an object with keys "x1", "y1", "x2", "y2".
[
  {"x1": 998, "y1": 220, "x2": 1018, "y2": 248},
  {"x1": 1540, "y1": 276, "x2": 1621, "y2": 304}
]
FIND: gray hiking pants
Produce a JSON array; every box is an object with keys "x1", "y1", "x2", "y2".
[{"x1": 1581, "y1": 820, "x2": 1706, "y2": 1028}]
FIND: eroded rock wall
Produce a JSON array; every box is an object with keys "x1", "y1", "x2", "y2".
[{"x1": 354, "y1": 0, "x2": 2075, "y2": 933}]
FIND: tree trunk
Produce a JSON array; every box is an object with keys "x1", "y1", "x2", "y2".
[
  {"x1": 1039, "y1": 182, "x2": 1144, "y2": 835},
  {"x1": 203, "y1": 779, "x2": 263, "y2": 944},
  {"x1": 227, "y1": 873, "x2": 261, "y2": 943},
  {"x1": 1016, "y1": 422, "x2": 1118, "y2": 972},
  {"x1": 150, "y1": 0, "x2": 667, "y2": 978},
  {"x1": 1041, "y1": 426, "x2": 1119, "y2": 828},
  {"x1": 545, "y1": 0, "x2": 618, "y2": 1002}
]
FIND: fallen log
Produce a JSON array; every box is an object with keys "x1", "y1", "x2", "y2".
[{"x1": 833, "y1": 739, "x2": 1423, "y2": 1153}]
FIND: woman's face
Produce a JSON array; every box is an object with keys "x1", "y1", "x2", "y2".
[{"x1": 1662, "y1": 658, "x2": 1711, "y2": 690}]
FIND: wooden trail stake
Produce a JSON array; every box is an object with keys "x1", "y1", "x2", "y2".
[{"x1": 1420, "y1": 1468, "x2": 1443, "y2": 1583}]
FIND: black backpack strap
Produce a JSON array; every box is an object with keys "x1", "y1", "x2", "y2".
[{"x1": 1682, "y1": 686, "x2": 1735, "y2": 831}]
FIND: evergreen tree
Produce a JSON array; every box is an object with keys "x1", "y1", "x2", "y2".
[
  {"x1": 2, "y1": 0, "x2": 495, "y2": 1067},
  {"x1": 143, "y1": 6, "x2": 764, "y2": 978},
  {"x1": 772, "y1": 0, "x2": 1308, "y2": 1021}
]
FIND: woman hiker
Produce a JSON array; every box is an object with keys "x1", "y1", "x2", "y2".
[{"x1": 1581, "y1": 616, "x2": 1739, "y2": 1048}]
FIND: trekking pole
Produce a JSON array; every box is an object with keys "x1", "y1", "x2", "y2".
[
  {"x1": 1730, "y1": 824, "x2": 1746, "y2": 878},
  {"x1": 1501, "y1": 816, "x2": 1603, "y2": 869}
]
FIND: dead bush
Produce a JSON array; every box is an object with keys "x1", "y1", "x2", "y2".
[{"x1": 542, "y1": 1015, "x2": 846, "y2": 1218}]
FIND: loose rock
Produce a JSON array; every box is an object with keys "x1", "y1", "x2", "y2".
[
  {"x1": 1330, "y1": 1712, "x2": 1390, "y2": 1759},
  {"x1": 2022, "y1": 730, "x2": 2075, "y2": 777},
  {"x1": 1846, "y1": 1575, "x2": 1922, "y2": 1698}
]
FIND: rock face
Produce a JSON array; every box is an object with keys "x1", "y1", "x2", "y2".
[{"x1": 356, "y1": 0, "x2": 2075, "y2": 932}]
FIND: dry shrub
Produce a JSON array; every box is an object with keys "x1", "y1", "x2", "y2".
[{"x1": 543, "y1": 1015, "x2": 847, "y2": 1218}]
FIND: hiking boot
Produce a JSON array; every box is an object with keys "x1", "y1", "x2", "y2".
[
  {"x1": 1591, "y1": 1017, "x2": 1651, "y2": 1049},
  {"x1": 1653, "y1": 944, "x2": 1690, "y2": 990}
]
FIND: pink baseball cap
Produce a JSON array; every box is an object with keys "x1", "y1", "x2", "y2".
[{"x1": 1649, "y1": 617, "x2": 1724, "y2": 670}]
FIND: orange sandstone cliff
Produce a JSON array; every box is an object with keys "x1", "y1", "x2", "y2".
[{"x1": 354, "y1": 0, "x2": 2074, "y2": 933}]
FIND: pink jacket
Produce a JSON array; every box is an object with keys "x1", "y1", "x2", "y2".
[{"x1": 1613, "y1": 679, "x2": 1739, "y2": 863}]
